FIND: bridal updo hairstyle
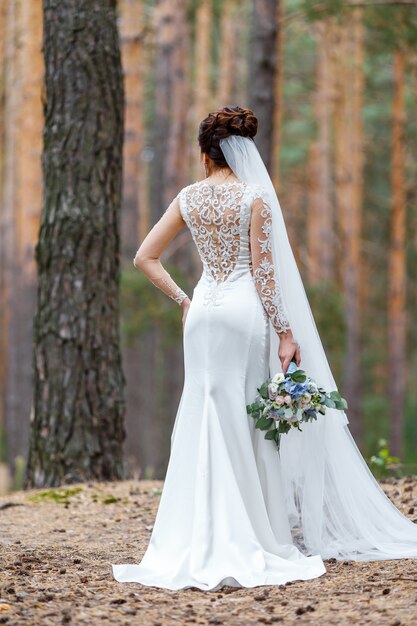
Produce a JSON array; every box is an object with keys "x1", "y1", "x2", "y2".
[{"x1": 198, "y1": 106, "x2": 258, "y2": 169}]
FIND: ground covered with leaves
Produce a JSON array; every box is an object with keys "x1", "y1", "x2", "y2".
[{"x1": 1, "y1": 477, "x2": 417, "y2": 625}]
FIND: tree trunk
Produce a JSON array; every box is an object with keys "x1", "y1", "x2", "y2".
[
  {"x1": 165, "y1": 0, "x2": 190, "y2": 205},
  {"x1": 313, "y1": 19, "x2": 335, "y2": 283},
  {"x1": 15, "y1": 1, "x2": 43, "y2": 277},
  {"x1": 308, "y1": 19, "x2": 335, "y2": 285},
  {"x1": 137, "y1": 41, "x2": 151, "y2": 247},
  {"x1": 189, "y1": 0, "x2": 209, "y2": 266},
  {"x1": 0, "y1": 0, "x2": 8, "y2": 444},
  {"x1": 216, "y1": 0, "x2": 237, "y2": 107},
  {"x1": 151, "y1": 0, "x2": 192, "y2": 215},
  {"x1": 332, "y1": 11, "x2": 364, "y2": 442},
  {"x1": 234, "y1": 3, "x2": 251, "y2": 106},
  {"x1": 271, "y1": 0, "x2": 284, "y2": 190},
  {"x1": 388, "y1": 48, "x2": 406, "y2": 457},
  {"x1": 193, "y1": 0, "x2": 212, "y2": 178},
  {"x1": 2, "y1": 0, "x2": 38, "y2": 476},
  {"x1": 307, "y1": 141, "x2": 321, "y2": 284},
  {"x1": 119, "y1": 0, "x2": 146, "y2": 259},
  {"x1": 248, "y1": 0, "x2": 278, "y2": 169},
  {"x1": 9, "y1": 0, "x2": 44, "y2": 477},
  {"x1": 345, "y1": 10, "x2": 364, "y2": 443},
  {"x1": 26, "y1": 0, "x2": 126, "y2": 488},
  {"x1": 159, "y1": 0, "x2": 194, "y2": 480}
]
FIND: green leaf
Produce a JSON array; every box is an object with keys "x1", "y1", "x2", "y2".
[
  {"x1": 259, "y1": 383, "x2": 269, "y2": 399},
  {"x1": 330, "y1": 391, "x2": 342, "y2": 400},
  {"x1": 324, "y1": 397, "x2": 336, "y2": 409},
  {"x1": 290, "y1": 370, "x2": 307, "y2": 383},
  {"x1": 265, "y1": 429, "x2": 277, "y2": 440},
  {"x1": 255, "y1": 416, "x2": 274, "y2": 431},
  {"x1": 279, "y1": 421, "x2": 291, "y2": 434},
  {"x1": 329, "y1": 391, "x2": 348, "y2": 410}
]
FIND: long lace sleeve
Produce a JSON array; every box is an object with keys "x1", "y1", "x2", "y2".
[
  {"x1": 250, "y1": 192, "x2": 291, "y2": 335},
  {"x1": 134, "y1": 196, "x2": 189, "y2": 305}
]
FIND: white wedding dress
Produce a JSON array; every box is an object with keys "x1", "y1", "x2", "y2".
[
  {"x1": 112, "y1": 179, "x2": 327, "y2": 590},
  {"x1": 113, "y1": 137, "x2": 417, "y2": 590}
]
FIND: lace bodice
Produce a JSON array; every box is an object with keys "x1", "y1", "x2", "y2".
[
  {"x1": 134, "y1": 178, "x2": 290, "y2": 335},
  {"x1": 177, "y1": 180, "x2": 290, "y2": 335},
  {"x1": 178, "y1": 182, "x2": 247, "y2": 283}
]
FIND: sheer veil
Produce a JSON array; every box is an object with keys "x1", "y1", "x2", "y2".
[{"x1": 220, "y1": 134, "x2": 417, "y2": 560}]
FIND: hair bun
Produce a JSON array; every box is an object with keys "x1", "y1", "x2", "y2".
[
  {"x1": 225, "y1": 107, "x2": 258, "y2": 139},
  {"x1": 198, "y1": 105, "x2": 258, "y2": 169}
]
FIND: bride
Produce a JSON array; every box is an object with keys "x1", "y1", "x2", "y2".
[{"x1": 112, "y1": 106, "x2": 417, "y2": 591}]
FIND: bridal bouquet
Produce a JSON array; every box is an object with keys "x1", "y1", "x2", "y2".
[{"x1": 246, "y1": 361, "x2": 347, "y2": 451}]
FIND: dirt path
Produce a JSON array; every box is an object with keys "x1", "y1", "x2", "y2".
[{"x1": 1, "y1": 477, "x2": 417, "y2": 625}]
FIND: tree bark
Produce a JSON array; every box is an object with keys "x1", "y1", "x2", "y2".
[
  {"x1": 26, "y1": 0, "x2": 126, "y2": 488},
  {"x1": 271, "y1": 0, "x2": 284, "y2": 190},
  {"x1": 151, "y1": 0, "x2": 191, "y2": 220},
  {"x1": 165, "y1": 0, "x2": 190, "y2": 205},
  {"x1": 332, "y1": 11, "x2": 364, "y2": 442},
  {"x1": 2, "y1": 0, "x2": 37, "y2": 476},
  {"x1": 216, "y1": 0, "x2": 237, "y2": 107},
  {"x1": 345, "y1": 10, "x2": 364, "y2": 444},
  {"x1": 388, "y1": 48, "x2": 406, "y2": 457},
  {"x1": 248, "y1": 0, "x2": 278, "y2": 169},
  {"x1": 313, "y1": 18, "x2": 335, "y2": 283},
  {"x1": 0, "y1": 0, "x2": 8, "y2": 444},
  {"x1": 119, "y1": 0, "x2": 146, "y2": 259},
  {"x1": 15, "y1": 1, "x2": 43, "y2": 278},
  {"x1": 193, "y1": 0, "x2": 212, "y2": 179},
  {"x1": 307, "y1": 141, "x2": 321, "y2": 284},
  {"x1": 136, "y1": 40, "x2": 151, "y2": 247}
]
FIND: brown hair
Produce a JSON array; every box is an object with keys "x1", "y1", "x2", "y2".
[{"x1": 198, "y1": 105, "x2": 258, "y2": 169}]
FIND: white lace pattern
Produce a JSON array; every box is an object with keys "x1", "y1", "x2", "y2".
[
  {"x1": 178, "y1": 181, "x2": 290, "y2": 333},
  {"x1": 148, "y1": 276, "x2": 188, "y2": 305},
  {"x1": 250, "y1": 194, "x2": 291, "y2": 334},
  {"x1": 180, "y1": 182, "x2": 246, "y2": 282}
]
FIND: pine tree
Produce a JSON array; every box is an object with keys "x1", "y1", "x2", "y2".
[{"x1": 26, "y1": 0, "x2": 126, "y2": 487}]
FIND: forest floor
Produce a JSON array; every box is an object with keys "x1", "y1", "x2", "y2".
[{"x1": 1, "y1": 477, "x2": 417, "y2": 626}]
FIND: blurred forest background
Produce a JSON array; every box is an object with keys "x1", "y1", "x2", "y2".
[{"x1": 0, "y1": 0, "x2": 416, "y2": 490}]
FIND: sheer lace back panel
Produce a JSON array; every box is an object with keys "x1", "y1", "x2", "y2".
[
  {"x1": 177, "y1": 180, "x2": 290, "y2": 334},
  {"x1": 178, "y1": 181, "x2": 250, "y2": 283}
]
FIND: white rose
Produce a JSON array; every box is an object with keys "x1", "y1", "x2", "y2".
[{"x1": 268, "y1": 382, "x2": 278, "y2": 399}]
